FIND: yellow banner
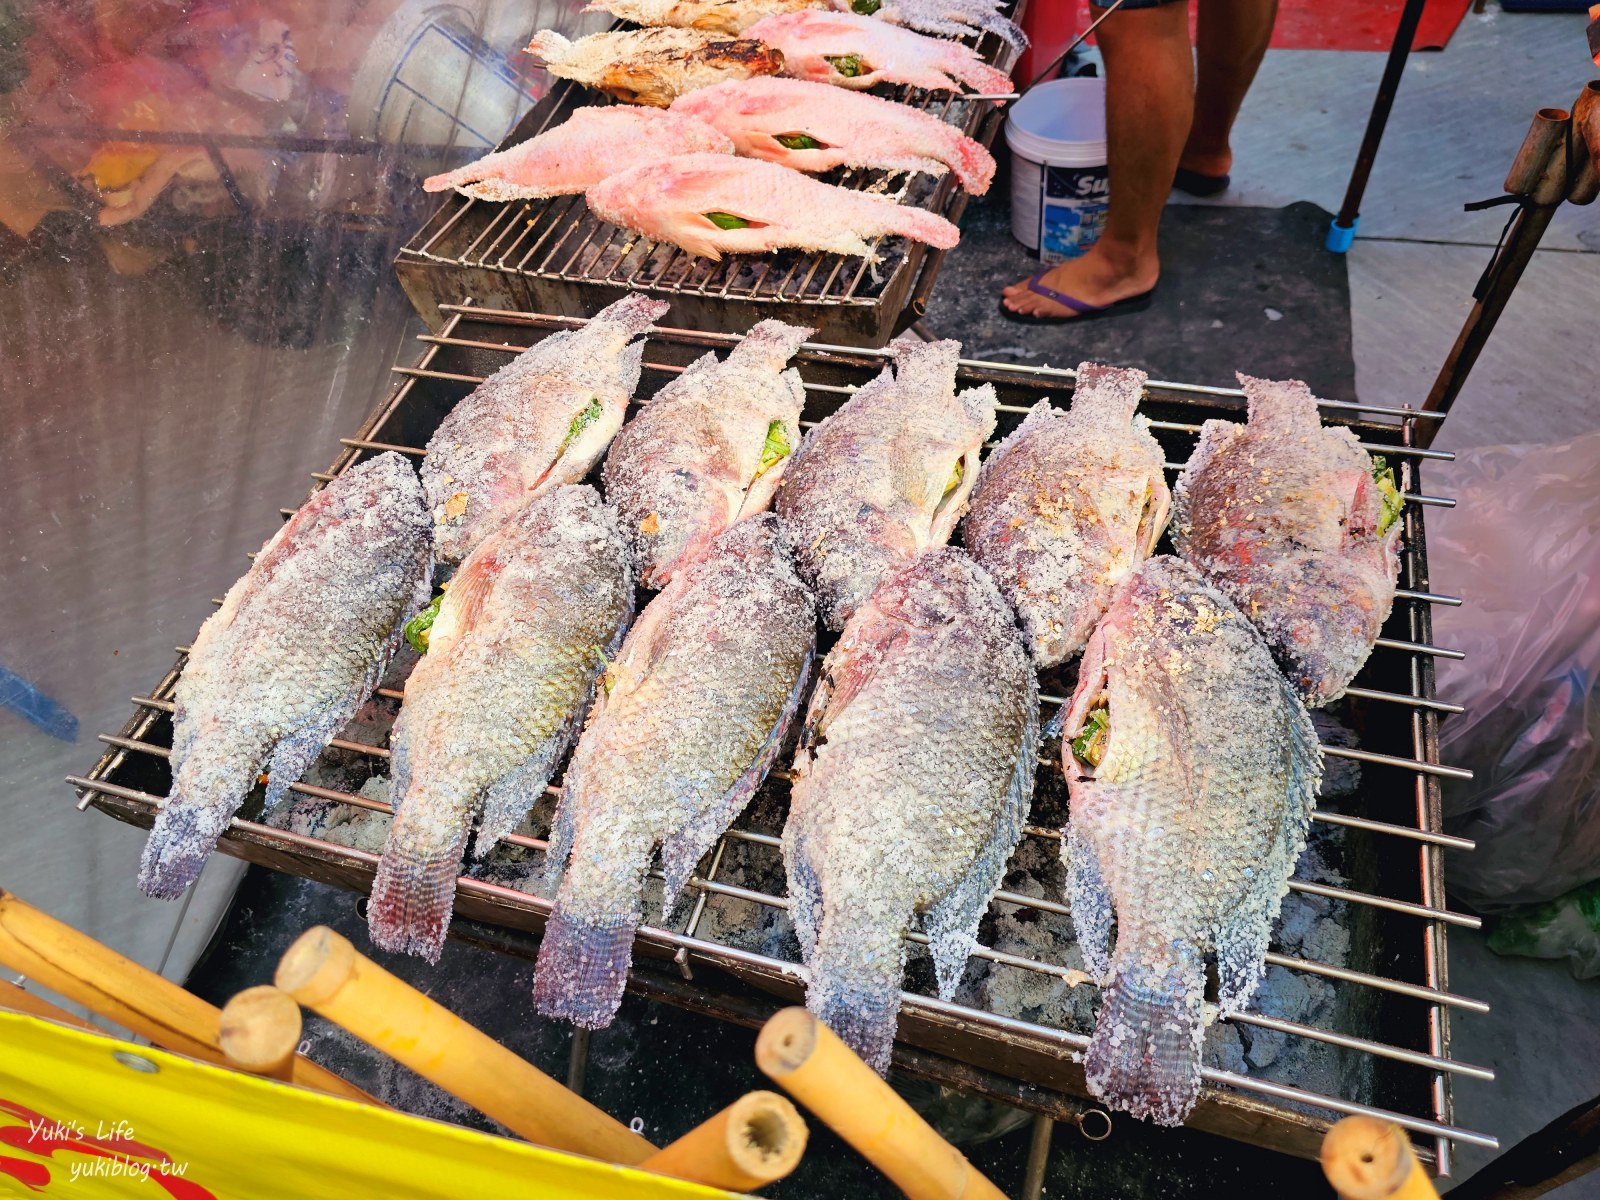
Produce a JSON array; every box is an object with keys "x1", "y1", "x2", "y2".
[{"x1": 0, "y1": 1013, "x2": 738, "y2": 1199}]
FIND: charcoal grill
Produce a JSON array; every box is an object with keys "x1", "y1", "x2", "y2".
[
  {"x1": 73, "y1": 304, "x2": 1497, "y2": 1174},
  {"x1": 394, "y1": 18, "x2": 1024, "y2": 346}
]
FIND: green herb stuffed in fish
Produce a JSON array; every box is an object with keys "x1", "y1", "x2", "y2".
[
  {"x1": 603, "y1": 319, "x2": 813, "y2": 587},
  {"x1": 534, "y1": 514, "x2": 816, "y2": 1028},
  {"x1": 963, "y1": 363, "x2": 1170, "y2": 667},
  {"x1": 1061, "y1": 555, "x2": 1322, "y2": 1124},
  {"x1": 368, "y1": 486, "x2": 633, "y2": 962},
  {"x1": 784, "y1": 548, "x2": 1038, "y2": 1072},
  {"x1": 139, "y1": 453, "x2": 433, "y2": 898},
  {"x1": 776, "y1": 338, "x2": 996, "y2": 629},
  {"x1": 1172, "y1": 374, "x2": 1402, "y2": 706},
  {"x1": 422, "y1": 293, "x2": 670, "y2": 563}
]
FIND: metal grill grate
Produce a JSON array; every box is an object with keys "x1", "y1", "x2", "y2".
[
  {"x1": 393, "y1": 23, "x2": 1021, "y2": 343},
  {"x1": 74, "y1": 304, "x2": 1496, "y2": 1172}
]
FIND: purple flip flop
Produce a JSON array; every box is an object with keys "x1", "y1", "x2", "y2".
[{"x1": 999, "y1": 269, "x2": 1156, "y2": 326}]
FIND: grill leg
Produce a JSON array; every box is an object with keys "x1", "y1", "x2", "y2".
[
  {"x1": 1021, "y1": 1113, "x2": 1054, "y2": 1200},
  {"x1": 567, "y1": 1027, "x2": 592, "y2": 1097}
]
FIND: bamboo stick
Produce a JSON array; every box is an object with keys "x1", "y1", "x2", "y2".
[
  {"x1": 1321, "y1": 1115, "x2": 1441, "y2": 1200},
  {"x1": 1505, "y1": 108, "x2": 1570, "y2": 195},
  {"x1": 639, "y1": 1091, "x2": 807, "y2": 1192},
  {"x1": 0, "y1": 888, "x2": 376, "y2": 1105},
  {"x1": 275, "y1": 926, "x2": 656, "y2": 1165},
  {"x1": 755, "y1": 1008, "x2": 1008, "y2": 1200},
  {"x1": 219, "y1": 986, "x2": 302, "y2": 1081},
  {"x1": 0, "y1": 979, "x2": 96, "y2": 1030}
]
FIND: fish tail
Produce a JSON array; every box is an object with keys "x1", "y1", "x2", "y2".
[
  {"x1": 367, "y1": 825, "x2": 468, "y2": 963},
  {"x1": 731, "y1": 319, "x2": 815, "y2": 371},
  {"x1": 1071, "y1": 363, "x2": 1149, "y2": 423},
  {"x1": 531, "y1": 903, "x2": 636, "y2": 1029},
  {"x1": 1085, "y1": 959, "x2": 1205, "y2": 1126},
  {"x1": 945, "y1": 134, "x2": 997, "y2": 195},
  {"x1": 883, "y1": 204, "x2": 961, "y2": 250},
  {"x1": 524, "y1": 30, "x2": 571, "y2": 62},
  {"x1": 138, "y1": 799, "x2": 232, "y2": 900},
  {"x1": 589, "y1": 292, "x2": 672, "y2": 344},
  {"x1": 803, "y1": 917, "x2": 906, "y2": 1075}
]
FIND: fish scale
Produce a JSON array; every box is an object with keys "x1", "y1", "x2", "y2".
[
  {"x1": 367, "y1": 485, "x2": 633, "y2": 963},
  {"x1": 1172, "y1": 372, "x2": 1402, "y2": 706},
  {"x1": 533, "y1": 514, "x2": 816, "y2": 1029},
  {"x1": 422, "y1": 293, "x2": 668, "y2": 564},
  {"x1": 963, "y1": 362, "x2": 1170, "y2": 667},
  {"x1": 138, "y1": 452, "x2": 433, "y2": 900},
  {"x1": 603, "y1": 318, "x2": 813, "y2": 587},
  {"x1": 784, "y1": 547, "x2": 1039, "y2": 1074},
  {"x1": 1061, "y1": 555, "x2": 1322, "y2": 1125}
]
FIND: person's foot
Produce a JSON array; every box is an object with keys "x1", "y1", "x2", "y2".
[{"x1": 1000, "y1": 246, "x2": 1159, "y2": 320}]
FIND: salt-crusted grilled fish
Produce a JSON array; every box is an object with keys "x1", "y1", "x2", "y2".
[
  {"x1": 368, "y1": 486, "x2": 633, "y2": 962},
  {"x1": 583, "y1": 0, "x2": 818, "y2": 34},
  {"x1": 422, "y1": 107, "x2": 732, "y2": 202},
  {"x1": 962, "y1": 363, "x2": 1170, "y2": 666},
  {"x1": 603, "y1": 319, "x2": 813, "y2": 587},
  {"x1": 526, "y1": 28, "x2": 784, "y2": 107},
  {"x1": 138, "y1": 453, "x2": 433, "y2": 899},
  {"x1": 423, "y1": 292, "x2": 669, "y2": 564},
  {"x1": 745, "y1": 10, "x2": 1012, "y2": 94},
  {"x1": 776, "y1": 337, "x2": 995, "y2": 629},
  {"x1": 1172, "y1": 374, "x2": 1403, "y2": 705},
  {"x1": 1061, "y1": 555, "x2": 1322, "y2": 1124},
  {"x1": 831, "y1": 0, "x2": 1027, "y2": 50},
  {"x1": 784, "y1": 548, "x2": 1038, "y2": 1073},
  {"x1": 533, "y1": 515, "x2": 816, "y2": 1028},
  {"x1": 585, "y1": 153, "x2": 960, "y2": 261},
  {"x1": 672, "y1": 77, "x2": 996, "y2": 194},
  {"x1": 584, "y1": 0, "x2": 1026, "y2": 50}
]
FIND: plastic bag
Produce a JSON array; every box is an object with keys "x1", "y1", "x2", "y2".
[
  {"x1": 1486, "y1": 880, "x2": 1600, "y2": 979},
  {"x1": 1431, "y1": 431, "x2": 1600, "y2": 910}
]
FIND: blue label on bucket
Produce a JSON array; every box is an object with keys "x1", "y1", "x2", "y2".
[{"x1": 1040, "y1": 164, "x2": 1109, "y2": 263}]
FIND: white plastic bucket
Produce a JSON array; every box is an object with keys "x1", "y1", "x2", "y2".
[{"x1": 1005, "y1": 78, "x2": 1109, "y2": 264}]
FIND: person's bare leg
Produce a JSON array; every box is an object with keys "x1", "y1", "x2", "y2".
[
  {"x1": 1180, "y1": 0, "x2": 1278, "y2": 177},
  {"x1": 1002, "y1": 2, "x2": 1192, "y2": 318}
]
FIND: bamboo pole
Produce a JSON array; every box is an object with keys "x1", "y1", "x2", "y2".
[
  {"x1": 0, "y1": 979, "x2": 96, "y2": 1030},
  {"x1": 639, "y1": 1091, "x2": 807, "y2": 1192},
  {"x1": 755, "y1": 1007, "x2": 1008, "y2": 1200},
  {"x1": 0, "y1": 888, "x2": 376, "y2": 1105},
  {"x1": 1321, "y1": 1116, "x2": 1440, "y2": 1200},
  {"x1": 276, "y1": 926, "x2": 656, "y2": 1165},
  {"x1": 219, "y1": 986, "x2": 302, "y2": 1081},
  {"x1": 1505, "y1": 108, "x2": 1570, "y2": 195}
]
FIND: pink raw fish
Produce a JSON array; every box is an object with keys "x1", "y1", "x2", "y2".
[
  {"x1": 585, "y1": 152, "x2": 959, "y2": 259},
  {"x1": 744, "y1": 10, "x2": 1012, "y2": 93},
  {"x1": 423, "y1": 107, "x2": 732, "y2": 202},
  {"x1": 672, "y1": 77, "x2": 995, "y2": 193}
]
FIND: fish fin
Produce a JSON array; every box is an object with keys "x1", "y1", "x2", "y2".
[
  {"x1": 543, "y1": 759, "x2": 581, "y2": 887},
  {"x1": 137, "y1": 798, "x2": 234, "y2": 900},
  {"x1": 784, "y1": 831, "x2": 823, "y2": 964},
  {"x1": 660, "y1": 650, "x2": 813, "y2": 908},
  {"x1": 671, "y1": 350, "x2": 720, "y2": 385},
  {"x1": 924, "y1": 672, "x2": 1036, "y2": 998},
  {"x1": 1064, "y1": 824, "x2": 1115, "y2": 983},
  {"x1": 368, "y1": 820, "x2": 471, "y2": 962},
  {"x1": 804, "y1": 910, "x2": 909, "y2": 1076},
  {"x1": 1086, "y1": 955, "x2": 1206, "y2": 1126},
  {"x1": 1041, "y1": 701, "x2": 1069, "y2": 744},
  {"x1": 532, "y1": 903, "x2": 636, "y2": 1029},
  {"x1": 1215, "y1": 678, "x2": 1319, "y2": 1013},
  {"x1": 473, "y1": 735, "x2": 567, "y2": 858},
  {"x1": 956, "y1": 382, "x2": 1000, "y2": 438}
]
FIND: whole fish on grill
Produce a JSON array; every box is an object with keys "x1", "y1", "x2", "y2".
[
  {"x1": 368, "y1": 486, "x2": 633, "y2": 962},
  {"x1": 603, "y1": 319, "x2": 813, "y2": 587},
  {"x1": 526, "y1": 28, "x2": 784, "y2": 107},
  {"x1": 422, "y1": 107, "x2": 732, "y2": 202},
  {"x1": 585, "y1": 0, "x2": 1026, "y2": 50},
  {"x1": 533, "y1": 515, "x2": 816, "y2": 1028},
  {"x1": 776, "y1": 337, "x2": 996, "y2": 629},
  {"x1": 1060, "y1": 555, "x2": 1322, "y2": 1124},
  {"x1": 745, "y1": 10, "x2": 1012, "y2": 94},
  {"x1": 962, "y1": 363, "x2": 1170, "y2": 666},
  {"x1": 138, "y1": 453, "x2": 433, "y2": 899},
  {"x1": 1172, "y1": 374, "x2": 1403, "y2": 705},
  {"x1": 671, "y1": 77, "x2": 996, "y2": 194},
  {"x1": 585, "y1": 153, "x2": 960, "y2": 261},
  {"x1": 784, "y1": 548, "x2": 1038, "y2": 1073},
  {"x1": 422, "y1": 292, "x2": 669, "y2": 564}
]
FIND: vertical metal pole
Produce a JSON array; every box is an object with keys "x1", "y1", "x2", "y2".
[
  {"x1": 1326, "y1": 0, "x2": 1429, "y2": 252},
  {"x1": 567, "y1": 1028, "x2": 592, "y2": 1097},
  {"x1": 1021, "y1": 1113, "x2": 1054, "y2": 1200}
]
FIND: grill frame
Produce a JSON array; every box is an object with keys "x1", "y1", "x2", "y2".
[
  {"x1": 393, "y1": 18, "x2": 1024, "y2": 344},
  {"x1": 74, "y1": 304, "x2": 1495, "y2": 1170}
]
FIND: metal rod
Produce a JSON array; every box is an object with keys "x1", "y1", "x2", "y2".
[
  {"x1": 567, "y1": 1028, "x2": 591, "y2": 1097},
  {"x1": 1288, "y1": 880, "x2": 1480, "y2": 929},
  {"x1": 1374, "y1": 637, "x2": 1465, "y2": 660},
  {"x1": 1311, "y1": 810, "x2": 1474, "y2": 850},
  {"x1": 1320, "y1": 745, "x2": 1472, "y2": 781},
  {"x1": 1021, "y1": 1114, "x2": 1053, "y2": 1200},
  {"x1": 1342, "y1": 686, "x2": 1464, "y2": 714},
  {"x1": 1332, "y1": 0, "x2": 1429, "y2": 232},
  {"x1": 1505, "y1": 107, "x2": 1572, "y2": 194}
]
